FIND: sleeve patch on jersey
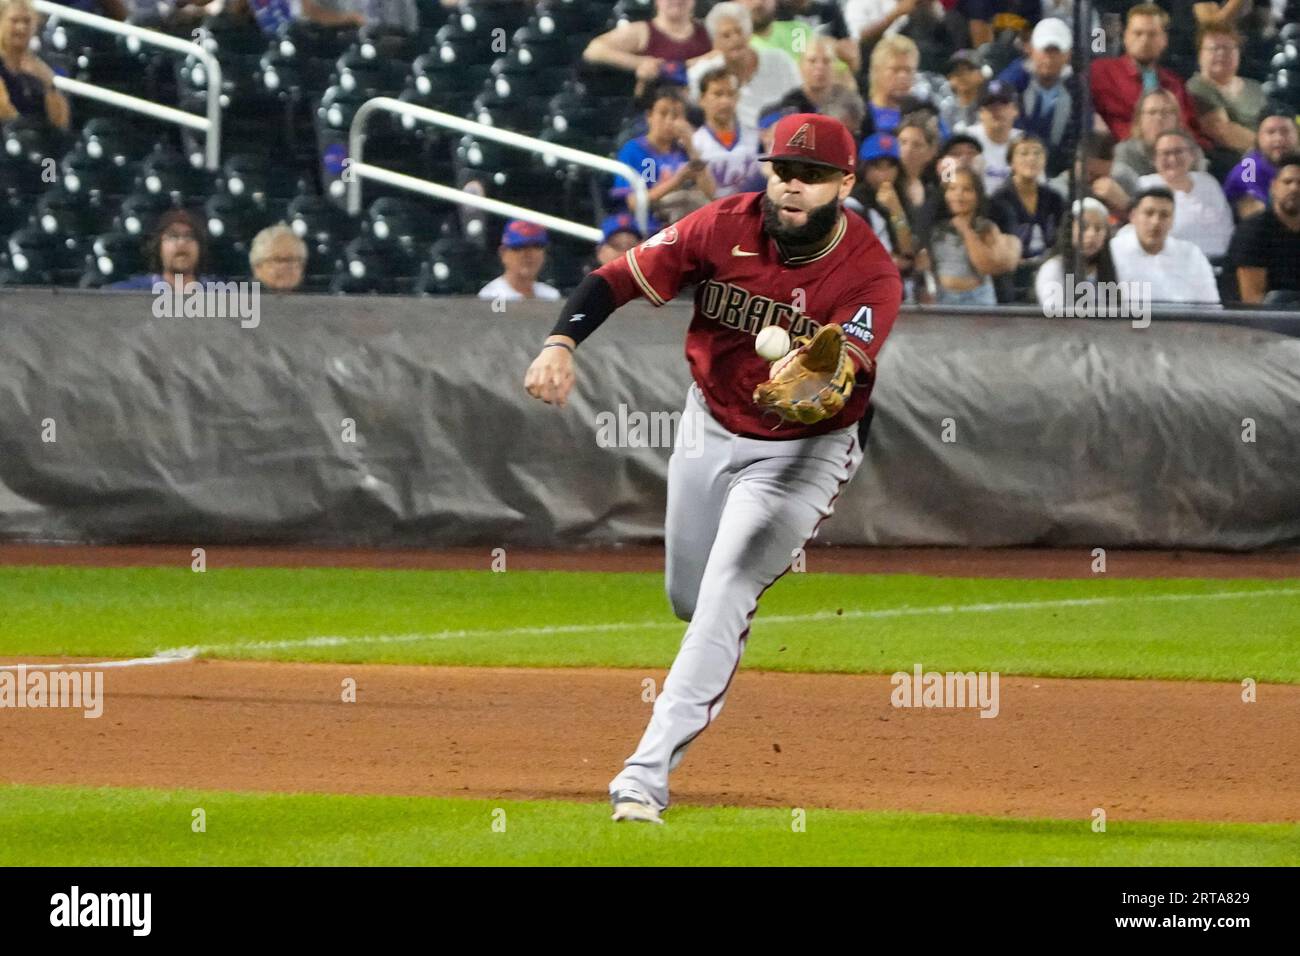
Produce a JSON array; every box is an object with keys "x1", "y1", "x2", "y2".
[
  {"x1": 844, "y1": 305, "x2": 875, "y2": 344},
  {"x1": 641, "y1": 225, "x2": 679, "y2": 249}
]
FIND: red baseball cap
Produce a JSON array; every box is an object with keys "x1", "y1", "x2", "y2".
[{"x1": 758, "y1": 113, "x2": 856, "y2": 174}]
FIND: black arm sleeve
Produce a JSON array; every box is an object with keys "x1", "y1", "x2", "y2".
[{"x1": 548, "y1": 272, "x2": 618, "y2": 347}]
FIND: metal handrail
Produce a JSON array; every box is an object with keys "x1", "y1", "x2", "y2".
[
  {"x1": 346, "y1": 97, "x2": 649, "y2": 243},
  {"x1": 33, "y1": 1, "x2": 223, "y2": 170}
]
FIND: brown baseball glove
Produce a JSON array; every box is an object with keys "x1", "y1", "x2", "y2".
[{"x1": 752, "y1": 323, "x2": 855, "y2": 425}]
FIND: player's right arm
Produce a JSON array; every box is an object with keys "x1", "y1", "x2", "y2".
[{"x1": 524, "y1": 208, "x2": 714, "y2": 407}]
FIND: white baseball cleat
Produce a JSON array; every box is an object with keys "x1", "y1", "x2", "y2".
[{"x1": 610, "y1": 790, "x2": 664, "y2": 824}]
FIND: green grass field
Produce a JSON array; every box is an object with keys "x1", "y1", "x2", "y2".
[
  {"x1": 2, "y1": 565, "x2": 1297, "y2": 866},
  {"x1": 2, "y1": 566, "x2": 1298, "y2": 681},
  {"x1": 2, "y1": 785, "x2": 1295, "y2": 867}
]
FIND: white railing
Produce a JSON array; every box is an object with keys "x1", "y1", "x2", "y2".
[
  {"x1": 346, "y1": 97, "x2": 649, "y2": 243},
  {"x1": 33, "y1": 1, "x2": 223, "y2": 170}
]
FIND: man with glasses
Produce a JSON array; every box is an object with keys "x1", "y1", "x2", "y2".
[
  {"x1": 108, "y1": 209, "x2": 221, "y2": 291},
  {"x1": 250, "y1": 223, "x2": 308, "y2": 293},
  {"x1": 523, "y1": 114, "x2": 902, "y2": 825}
]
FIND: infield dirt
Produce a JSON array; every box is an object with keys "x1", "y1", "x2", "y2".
[{"x1": 2, "y1": 658, "x2": 1295, "y2": 823}]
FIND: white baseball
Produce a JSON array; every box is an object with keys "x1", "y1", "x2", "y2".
[{"x1": 755, "y1": 325, "x2": 791, "y2": 361}]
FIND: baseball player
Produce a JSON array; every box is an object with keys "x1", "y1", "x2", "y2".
[{"x1": 524, "y1": 113, "x2": 903, "y2": 823}]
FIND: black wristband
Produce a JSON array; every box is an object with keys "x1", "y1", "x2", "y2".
[{"x1": 549, "y1": 272, "x2": 617, "y2": 346}]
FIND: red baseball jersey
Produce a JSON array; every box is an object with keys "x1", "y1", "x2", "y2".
[{"x1": 593, "y1": 192, "x2": 903, "y2": 440}]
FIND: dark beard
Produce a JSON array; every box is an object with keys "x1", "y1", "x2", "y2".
[{"x1": 762, "y1": 194, "x2": 842, "y2": 249}]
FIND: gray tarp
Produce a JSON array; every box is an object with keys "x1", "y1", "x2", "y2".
[{"x1": 1, "y1": 290, "x2": 1298, "y2": 549}]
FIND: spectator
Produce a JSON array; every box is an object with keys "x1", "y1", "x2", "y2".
[
  {"x1": 250, "y1": 222, "x2": 307, "y2": 292},
  {"x1": 1137, "y1": 129, "x2": 1234, "y2": 258},
  {"x1": 1035, "y1": 197, "x2": 1121, "y2": 314},
  {"x1": 817, "y1": 84, "x2": 868, "y2": 135},
  {"x1": 939, "y1": 49, "x2": 984, "y2": 135},
  {"x1": 958, "y1": 0, "x2": 1041, "y2": 48},
  {"x1": 895, "y1": 114, "x2": 943, "y2": 243},
  {"x1": 938, "y1": 131, "x2": 984, "y2": 180},
  {"x1": 108, "y1": 209, "x2": 221, "y2": 292},
  {"x1": 1110, "y1": 186, "x2": 1221, "y2": 304},
  {"x1": 915, "y1": 165, "x2": 1016, "y2": 305},
  {"x1": 1036, "y1": 0, "x2": 1099, "y2": 37},
  {"x1": 1222, "y1": 107, "x2": 1300, "y2": 220},
  {"x1": 756, "y1": 35, "x2": 844, "y2": 126},
  {"x1": 692, "y1": 68, "x2": 764, "y2": 196},
  {"x1": 1047, "y1": 131, "x2": 1137, "y2": 221},
  {"x1": 1186, "y1": 23, "x2": 1265, "y2": 171},
  {"x1": 997, "y1": 17, "x2": 1081, "y2": 177},
  {"x1": 0, "y1": 0, "x2": 70, "y2": 130},
  {"x1": 990, "y1": 136, "x2": 1065, "y2": 296},
  {"x1": 968, "y1": 81, "x2": 1022, "y2": 195},
  {"x1": 765, "y1": 0, "x2": 859, "y2": 74},
  {"x1": 1090, "y1": 4, "x2": 1204, "y2": 147},
  {"x1": 861, "y1": 34, "x2": 927, "y2": 137},
  {"x1": 48, "y1": 0, "x2": 126, "y2": 17},
  {"x1": 1229, "y1": 152, "x2": 1300, "y2": 305},
  {"x1": 688, "y1": 2, "x2": 801, "y2": 133},
  {"x1": 583, "y1": 0, "x2": 713, "y2": 96},
  {"x1": 1112, "y1": 88, "x2": 1208, "y2": 181},
  {"x1": 282, "y1": 0, "x2": 419, "y2": 34},
  {"x1": 124, "y1": 0, "x2": 211, "y2": 32},
  {"x1": 935, "y1": 130, "x2": 1026, "y2": 301},
  {"x1": 478, "y1": 220, "x2": 561, "y2": 303},
  {"x1": 294, "y1": 1, "x2": 362, "y2": 31},
  {"x1": 843, "y1": 0, "x2": 914, "y2": 47},
  {"x1": 594, "y1": 212, "x2": 657, "y2": 267},
  {"x1": 249, "y1": 0, "x2": 294, "y2": 34},
  {"x1": 847, "y1": 132, "x2": 918, "y2": 278},
  {"x1": 613, "y1": 85, "x2": 715, "y2": 222}
]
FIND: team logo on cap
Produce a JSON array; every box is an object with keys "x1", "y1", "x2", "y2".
[{"x1": 785, "y1": 122, "x2": 815, "y2": 151}]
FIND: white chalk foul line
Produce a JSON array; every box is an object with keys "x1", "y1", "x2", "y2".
[
  {"x1": 0, "y1": 649, "x2": 197, "y2": 671},
  {"x1": 174, "y1": 587, "x2": 1300, "y2": 658}
]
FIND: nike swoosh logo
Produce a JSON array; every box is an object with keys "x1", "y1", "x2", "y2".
[
  {"x1": 569, "y1": 313, "x2": 585, "y2": 322},
  {"x1": 731, "y1": 245, "x2": 759, "y2": 257}
]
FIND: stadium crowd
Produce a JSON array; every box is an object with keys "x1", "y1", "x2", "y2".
[{"x1": 0, "y1": 0, "x2": 1297, "y2": 308}]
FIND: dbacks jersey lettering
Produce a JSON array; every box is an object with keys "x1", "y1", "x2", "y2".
[{"x1": 593, "y1": 192, "x2": 903, "y2": 440}]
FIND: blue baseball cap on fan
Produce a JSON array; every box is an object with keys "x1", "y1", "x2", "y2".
[
  {"x1": 858, "y1": 132, "x2": 900, "y2": 163},
  {"x1": 600, "y1": 211, "x2": 661, "y2": 243},
  {"x1": 501, "y1": 219, "x2": 549, "y2": 248}
]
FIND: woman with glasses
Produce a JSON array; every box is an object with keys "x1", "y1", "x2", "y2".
[
  {"x1": 1136, "y1": 129, "x2": 1234, "y2": 259},
  {"x1": 1112, "y1": 88, "x2": 1208, "y2": 182},
  {"x1": 1186, "y1": 24, "x2": 1265, "y2": 174}
]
